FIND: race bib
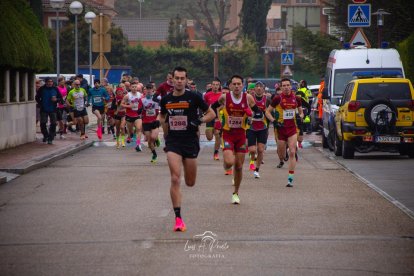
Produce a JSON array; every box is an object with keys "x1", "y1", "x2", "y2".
[
  {"x1": 228, "y1": 116, "x2": 243, "y2": 128},
  {"x1": 146, "y1": 109, "x2": 156, "y2": 116},
  {"x1": 131, "y1": 102, "x2": 139, "y2": 110},
  {"x1": 283, "y1": 109, "x2": 295, "y2": 119},
  {"x1": 93, "y1": 96, "x2": 102, "y2": 103},
  {"x1": 75, "y1": 99, "x2": 84, "y2": 111},
  {"x1": 169, "y1": 116, "x2": 188, "y2": 130}
]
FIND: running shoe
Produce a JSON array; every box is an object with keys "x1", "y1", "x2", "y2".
[
  {"x1": 121, "y1": 139, "x2": 126, "y2": 147},
  {"x1": 213, "y1": 152, "x2": 219, "y2": 160},
  {"x1": 80, "y1": 134, "x2": 86, "y2": 140},
  {"x1": 127, "y1": 137, "x2": 131, "y2": 143},
  {"x1": 97, "y1": 128, "x2": 102, "y2": 140},
  {"x1": 225, "y1": 169, "x2": 233, "y2": 175},
  {"x1": 151, "y1": 154, "x2": 158, "y2": 163},
  {"x1": 287, "y1": 177, "x2": 293, "y2": 188},
  {"x1": 277, "y1": 161, "x2": 284, "y2": 168},
  {"x1": 42, "y1": 137, "x2": 47, "y2": 143},
  {"x1": 173, "y1": 217, "x2": 187, "y2": 232},
  {"x1": 135, "y1": 144, "x2": 142, "y2": 152},
  {"x1": 231, "y1": 193, "x2": 240, "y2": 204},
  {"x1": 249, "y1": 160, "x2": 255, "y2": 171},
  {"x1": 60, "y1": 134, "x2": 65, "y2": 139},
  {"x1": 155, "y1": 137, "x2": 161, "y2": 147},
  {"x1": 254, "y1": 171, "x2": 260, "y2": 179},
  {"x1": 47, "y1": 139, "x2": 53, "y2": 145},
  {"x1": 113, "y1": 134, "x2": 116, "y2": 140},
  {"x1": 116, "y1": 140, "x2": 120, "y2": 149}
]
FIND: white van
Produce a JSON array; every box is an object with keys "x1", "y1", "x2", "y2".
[
  {"x1": 36, "y1": 74, "x2": 95, "y2": 86},
  {"x1": 321, "y1": 47, "x2": 405, "y2": 150}
]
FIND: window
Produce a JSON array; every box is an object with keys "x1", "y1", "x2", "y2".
[
  {"x1": 10, "y1": 70, "x2": 16, "y2": 102},
  {"x1": 48, "y1": 17, "x2": 69, "y2": 30},
  {"x1": 273, "y1": 0, "x2": 287, "y2": 3},
  {"x1": 19, "y1": 72, "x2": 26, "y2": 102},
  {"x1": 357, "y1": 83, "x2": 411, "y2": 100}
]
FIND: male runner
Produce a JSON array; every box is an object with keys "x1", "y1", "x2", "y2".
[
  {"x1": 265, "y1": 78, "x2": 304, "y2": 187},
  {"x1": 139, "y1": 84, "x2": 160, "y2": 162},
  {"x1": 214, "y1": 75, "x2": 257, "y2": 204},
  {"x1": 66, "y1": 80, "x2": 89, "y2": 140},
  {"x1": 88, "y1": 79, "x2": 110, "y2": 140},
  {"x1": 121, "y1": 83, "x2": 143, "y2": 151},
  {"x1": 203, "y1": 78, "x2": 223, "y2": 160},
  {"x1": 113, "y1": 87, "x2": 127, "y2": 148},
  {"x1": 247, "y1": 81, "x2": 270, "y2": 178},
  {"x1": 158, "y1": 66, "x2": 215, "y2": 232}
]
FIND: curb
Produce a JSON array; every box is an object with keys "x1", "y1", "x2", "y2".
[{"x1": 0, "y1": 140, "x2": 94, "y2": 175}]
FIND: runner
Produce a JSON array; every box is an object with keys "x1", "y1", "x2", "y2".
[
  {"x1": 247, "y1": 81, "x2": 270, "y2": 179},
  {"x1": 56, "y1": 76, "x2": 68, "y2": 139},
  {"x1": 66, "y1": 79, "x2": 89, "y2": 140},
  {"x1": 88, "y1": 79, "x2": 110, "y2": 140},
  {"x1": 113, "y1": 87, "x2": 127, "y2": 148},
  {"x1": 203, "y1": 78, "x2": 223, "y2": 160},
  {"x1": 158, "y1": 66, "x2": 215, "y2": 232},
  {"x1": 265, "y1": 78, "x2": 304, "y2": 187},
  {"x1": 214, "y1": 75, "x2": 257, "y2": 204},
  {"x1": 121, "y1": 83, "x2": 143, "y2": 151},
  {"x1": 139, "y1": 84, "x2": 160, "y2": 163}
]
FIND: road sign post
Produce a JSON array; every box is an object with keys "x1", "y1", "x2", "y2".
[
  {"x1": 92, "y1": 14, "x2": 111, "y2": 80},
  {"x1": 348, "y1": 4, "x2": 371, "y2": 27}
]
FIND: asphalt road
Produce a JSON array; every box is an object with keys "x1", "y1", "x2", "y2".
[{"x1": 0, "y1": 137, "x2": 413, "y2": 275}]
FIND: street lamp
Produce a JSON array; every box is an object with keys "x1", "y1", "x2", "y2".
[
  {"x1": 372, "y1": 9, "x2": 391, "y2": 48},
  {"x1": 211, "y1": 43, "x2": 222, "y2": 78},
  {"x1": 70, "y1": 1, "x2": 83, "y2": 75},
  {"x1": 50, "y1": 0, "x2": 65, "y2": 80},
  {"x1": 138, "y1": 0, "x2": 144, "y2": 19},
  {"x1": 85, "y1": 11, "x2": 96, "y2": 87},
  {"x1": 261, "y1": 45, "x2": 275, "y2": 78}
]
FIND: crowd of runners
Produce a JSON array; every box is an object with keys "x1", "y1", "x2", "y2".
[{"x1": 36, "y1": 68, "x2": 316, "y2": 232}]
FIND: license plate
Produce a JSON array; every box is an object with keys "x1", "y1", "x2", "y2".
[{"x1": 375, "y1": 136, "x2": 401, "y2": 143}]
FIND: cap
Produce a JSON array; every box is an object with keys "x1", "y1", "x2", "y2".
[
  {"x1": 255, "y1": 81, "x2": 265, "y2": 87},
  {"x1": 247, "y1": 83, "x2": 256, "y2": 90}
]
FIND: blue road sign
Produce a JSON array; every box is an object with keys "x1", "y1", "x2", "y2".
[
  {"x1": 348, "y1": 4, "x2": 371, "y2": 27},
  {"x1": 281, "y1": 53, "x2": 294, "y2": 65}
]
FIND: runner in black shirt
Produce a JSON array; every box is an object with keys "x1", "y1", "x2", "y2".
[{"x1": 158, "y1": 66, "x2": 215, "y2": 232}]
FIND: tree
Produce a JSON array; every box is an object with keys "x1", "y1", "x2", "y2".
[
  {"x1": 331, "y1": 0, "x2": 414, "y2": 47},
  {"x1": 167, "y1": 15, "x2": 190, "y2": 48},
  {"x1": 292, "y1": 25, "x2": 339, "y2": 77},
  {"x1": 186, "y1": 0, "x2": 238, "y2": 44},
  {"x1": 240, "y1": 0, "x2": 272, "y2": 48}
]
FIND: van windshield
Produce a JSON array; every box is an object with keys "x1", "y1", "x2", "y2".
[
  {"x1": 333, "y1": 68, "x2": 403, "y2": 96},
  {"x1": 356, "y1": 83, "x2": 411, "y2": 100}
]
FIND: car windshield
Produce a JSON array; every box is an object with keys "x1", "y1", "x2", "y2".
[
  {"x1": 356, "y1": 83, "x2": 411, "y2": 100},
  {"x1": 333, "y1": 68, "x2": 403, "y2": 96}
]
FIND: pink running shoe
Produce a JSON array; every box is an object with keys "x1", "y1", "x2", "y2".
[
  {"x1": 249, "y1": 160, "x2": 255, "y2": 171},
  {"x1": 173, "y1": 217, "x2": 187, "y2": 232},
  {"x1": 97, "y1": 127, "x2": 102, "y2": 140}
]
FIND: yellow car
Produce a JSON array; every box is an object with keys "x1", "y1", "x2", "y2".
[{"x1": 334, "y1": 75, "x2": 414, "y2": 159}]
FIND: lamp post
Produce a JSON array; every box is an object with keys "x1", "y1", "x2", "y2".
[
  {"x1": 138, "y1": 0, "x2": 144, "y2": 19},
  {"x1": 211, "y1": 43, "x2": 222, "y2": 78},
  {"x1": 372, "y1": 9, "x2": 391, "y2": 48},
  {"x1": 50, "y1": 0, "x2": 65, "y2": 80},
  {"x1": 85, "y1": 12, "x2": 96, "y2": 87},
  {"x1": 69, "y1": 1, "x2": 83, "y2": 75},
  {"x1": 261, "y1": 45, "x2": 275, "y2": 78}
]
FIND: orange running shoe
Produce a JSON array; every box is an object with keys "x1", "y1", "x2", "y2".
[{"x1": 173, "y1": 217, "x2": 187, "y2": 232}]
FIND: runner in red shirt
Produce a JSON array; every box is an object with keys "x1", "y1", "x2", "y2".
[
  {"x1": 203, "y1": 77, "x2": 223, "y2": 160},
  {"x1": 215, "y1": 75, "x2": 257, "y2": 204},
  {"x1": 266, "y1": 78, "x2": 304, "y2": 187}
]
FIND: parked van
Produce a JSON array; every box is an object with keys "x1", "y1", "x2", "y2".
[{"x1": 321, "y1": 47, "x2": 405, "y2": 150}]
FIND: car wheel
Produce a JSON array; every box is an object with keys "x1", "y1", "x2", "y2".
[
  {"x1": 342, "y1": 140, "x2": 355, "y2": 159},
  {"x1": 334, "y1": 131, "x2": 342, "y2": 156},
  {"x1": 364, "y1": 99, "x2": 397, "y2": 133}
]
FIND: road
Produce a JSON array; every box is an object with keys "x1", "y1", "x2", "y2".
[
  {"x1": 322, "y1": 149, "x2": 414, "y2": 219},
  {"x1": 0, "y1": 133, "x2": 413, "y2": 275}
]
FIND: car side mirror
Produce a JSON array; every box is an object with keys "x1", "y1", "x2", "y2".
[
  {"x1": 338, "y1": 98, "x2": 342, "y2": 106},
  {"x1": 322, "y1": 87, "x2": 330, "y2": 99}
]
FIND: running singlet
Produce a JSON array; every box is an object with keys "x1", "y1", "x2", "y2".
[
  {"x1": 140, "y1": 97, "x2": 159, "y2": 123},
  {"x1": 57, "y1": 86, "x2": 67, "y2": 109},
  {"x1": 125, "y1": 92, "x2": 142, "y2": 117},
  {"x1": 160, "y1": 91, "x2": 209, "y2": 138},
  {"x1": 115, "y1": 94, "x2": 126, "y2": 116},
  {"x1": 250, "y1": 95, "x2": 268, "y2": 131},
  {"x1": 222, "y1": 92, "x2": 249, "y2": 133},
  {"x1": 270, "y1": 92, "x2": 302, "y2": 128},
  {"x1": 67, "y1": 88, "x2": 87, "y2": 111}
]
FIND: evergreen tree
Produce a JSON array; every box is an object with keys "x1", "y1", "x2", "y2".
[{"x1": 240, "y1": 0, "x2": 272, "y2": 48}]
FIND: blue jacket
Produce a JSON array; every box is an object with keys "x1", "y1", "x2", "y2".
[
  {"x1": 35, "y1": 86, "x2": 62, "y2": 113},
  {"x1": 88, "y1": 87, "x2": 110, "y2": 107}
]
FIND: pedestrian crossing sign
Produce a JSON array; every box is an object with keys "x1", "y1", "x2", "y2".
[
  {"x1": 348, "y1": 4, "x2": 371, "y2": 27},
  {"x1": 281, "y1": 53, "x2": 294, "y2": 65}
]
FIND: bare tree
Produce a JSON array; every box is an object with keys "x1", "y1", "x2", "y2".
[{"x1": 186, "y1": 0, "x2": 238, "y2": 44}]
